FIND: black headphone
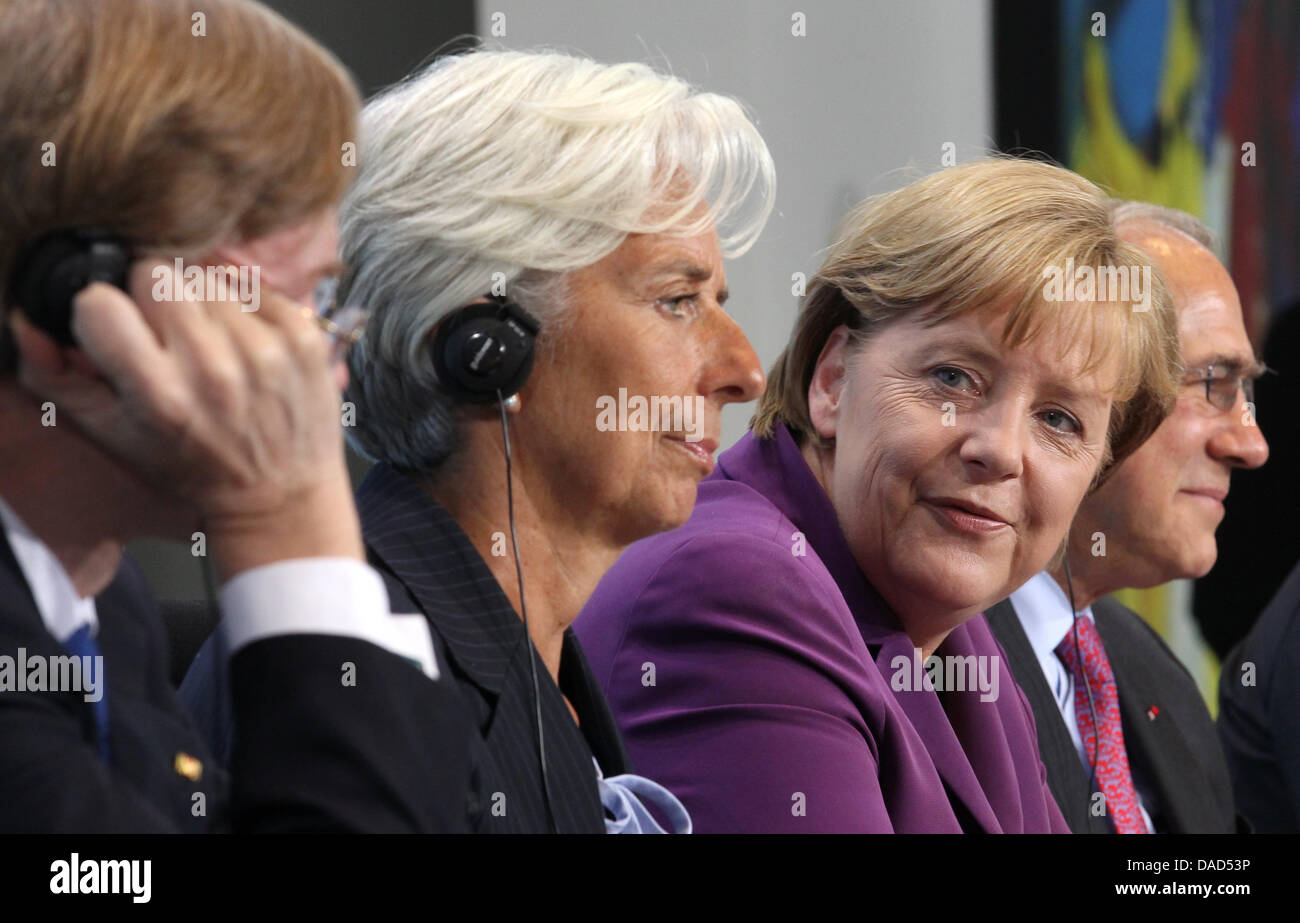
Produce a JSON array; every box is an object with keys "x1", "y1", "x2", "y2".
[
  {"x1": 7, "y1": 228, "x2": 131, "y2": 346},
  {"x1": 430, "y1": 294, "x2": 539, "y2": 404},
  {"x1": 432, "y1": 291, "x2": 554, "y2": 828}
]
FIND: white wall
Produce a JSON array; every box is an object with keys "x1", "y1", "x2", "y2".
[{"x1": 477, "y1": 0, "x2": 993, "y2": 450}]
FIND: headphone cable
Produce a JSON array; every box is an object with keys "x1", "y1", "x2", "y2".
[{"x1": 498, "y1": 388, "x2": 557, "y2": 833}]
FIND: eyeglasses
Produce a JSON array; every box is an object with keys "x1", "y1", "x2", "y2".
[
  {"x1": 1182, "y1": 364, "x2": 1255, "y2": 414},
  {"x1": 310, "y1": 275, "x2": 367, "y2": 363}
]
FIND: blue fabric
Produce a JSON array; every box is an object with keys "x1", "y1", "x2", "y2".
[
  {"x1": 594, "y1": 758, "x2": 691, "y2": 834},
  {"x1": 179, "y1": 626, "x2": 233, "y2": 769},
  {"x1": 62, "y1": 624, "x2": 111, "y2": 763}
]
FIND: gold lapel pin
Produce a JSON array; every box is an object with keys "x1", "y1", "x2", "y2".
[{"x1": 174, "y1": 752, "x2": 203, "y2": 782}]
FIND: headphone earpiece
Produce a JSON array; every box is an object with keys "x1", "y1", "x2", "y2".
[
  {"x1": 430, "y1": 295, "x2": 540, "y2": 405},
  {"x1": 432, "y1": 293, "x2": 553, "y2": 828},
  {"x1": 7, "y1": 228, "x2": 131, "y2": 346}
]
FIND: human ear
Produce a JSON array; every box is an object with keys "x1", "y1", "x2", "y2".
[{"x1": 807, "y1": 325, "x2": 854, "y2": 442}]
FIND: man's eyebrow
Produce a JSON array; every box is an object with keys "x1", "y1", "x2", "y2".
[{"x1": 1184, "y1": 354, "x2": 1267, "y2": 378}]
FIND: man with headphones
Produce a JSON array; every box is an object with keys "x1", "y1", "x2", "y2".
[{"x1": 0, "y1": 0, "x2": 472, "y2": 833}]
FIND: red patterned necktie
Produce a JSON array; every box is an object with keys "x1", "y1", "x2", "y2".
[{"x1": 1056, "y1": 617, "x2": 1147, "y2": 834}]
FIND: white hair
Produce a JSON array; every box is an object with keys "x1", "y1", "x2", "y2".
[
  {"x1": 340, "y1": 49, "x2": 776, "y2": 473},
  {"x1": 1109, "y1": 199, "x2": 1216, "y2": 251}
]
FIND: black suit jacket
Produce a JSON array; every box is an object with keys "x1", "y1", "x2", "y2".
[
  {"x1": 1218, "y1": 559, "x2": 1300, "y2": 832},
  {"x1": 357, "y1": 462, "x2": 630, "y2": 833},
  {"x1": 0, "y1": 520, "x2": 472, "y2": 833},
  {"x1": 0, "y1": 529, "x2": 224, "y2": 832},
  {"x1": 986, "y1": 595, "x2": 1237, "y2": 833}
]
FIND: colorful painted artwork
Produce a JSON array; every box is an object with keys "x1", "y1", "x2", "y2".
[
  {"x1": 1060, "y1": 0, "x2": 1300, "y2": 704},
  {"x1": 1063, "y1": 0, "x2": 1300, "y2": 344}
]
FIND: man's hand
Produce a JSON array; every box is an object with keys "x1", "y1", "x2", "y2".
[{"x1": 10, "y1": 259, "x2": 363, "y2": 579}]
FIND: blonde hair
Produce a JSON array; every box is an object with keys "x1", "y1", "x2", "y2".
[
  {"x1": 753, "y1": 158, "x2": 1181, "y2": 482},
  {"x1": 0, "y1": 0, "x2": 358, "y2": 312}
]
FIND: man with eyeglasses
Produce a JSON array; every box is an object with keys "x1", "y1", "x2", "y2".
[{"x1": 985, "y1": 201, "x2": 1268, "y2": 833}]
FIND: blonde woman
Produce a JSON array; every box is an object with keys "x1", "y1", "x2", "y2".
[{"x1": 576, "y1": 159, "x2": 1182, "y2": 833}]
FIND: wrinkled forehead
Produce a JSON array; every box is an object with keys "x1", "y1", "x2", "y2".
[{"x1": 605, "y1": 222, "x2": 724, "y2": 278}]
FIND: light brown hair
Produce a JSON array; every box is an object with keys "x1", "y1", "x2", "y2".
[{"x1": 0, "y1": 0, "x2": 359, "y2": 364}]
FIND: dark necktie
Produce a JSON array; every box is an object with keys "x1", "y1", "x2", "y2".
[{"x1": 62, "y1": 624, "x2": 112, "y2": 763}]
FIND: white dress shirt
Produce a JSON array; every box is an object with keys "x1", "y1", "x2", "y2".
[
  {"x1": 0, "y1": 493, "x2": 438, "y2": 680},
  {"x1": 219, "y1": 557, "x2": 438, "y2": 678},
  {"x1": 0, "y1": 496, "x2": 98, "y2": 645},
  {"x1": 1008, "y1": 570, "x2": 1156, "y2": 832}
]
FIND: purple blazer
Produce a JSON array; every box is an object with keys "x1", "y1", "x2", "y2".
[{"x1": 575, "y1": 425, "x2": 1070, "y2": 833}]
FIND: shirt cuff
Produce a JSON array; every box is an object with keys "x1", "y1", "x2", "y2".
[{"x1": 218, "y1": 557, "x2": 439, "y2": 680}]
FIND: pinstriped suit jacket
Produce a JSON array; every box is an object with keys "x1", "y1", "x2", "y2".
[
  {"x1": 181, "y1": 462, "x2": 630, "y2": 832},
  {"x1": 356, "y1": 462, "x2": 630, "y2": 833}
]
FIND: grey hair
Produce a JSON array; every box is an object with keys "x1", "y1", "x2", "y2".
[
  {"x1": 340, "y1": 49, "x2": 776, "y2": 474},
  {"x1": 1109, "y1": 199, "x2": 1217, "y2": 251}
]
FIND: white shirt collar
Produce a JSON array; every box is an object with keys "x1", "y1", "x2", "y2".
[
  {"x1": 0, "y1": 494, "x2": 99, "y2": 642},
  {"x1": 1008, "y1": 570, "x2": 1093, "y2": 679}
]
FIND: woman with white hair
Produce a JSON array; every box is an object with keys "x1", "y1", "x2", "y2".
[{"x1": 184, "y1": 48, "x2": 774, "y2": 833}]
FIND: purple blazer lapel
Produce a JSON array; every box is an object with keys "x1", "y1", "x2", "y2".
[
  {"x1": 874, "y1": 631, "x2": 1003, "y2": 832},
  {"x1": 720, "y1": 427, "x2": 1008, "y2": 832},
  {"x1": 946, "y1": 616, "x2": 1056, "y2": 833},
  {"x1": 716, "y1": 427, "x2": 899, "y2": 637}
]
